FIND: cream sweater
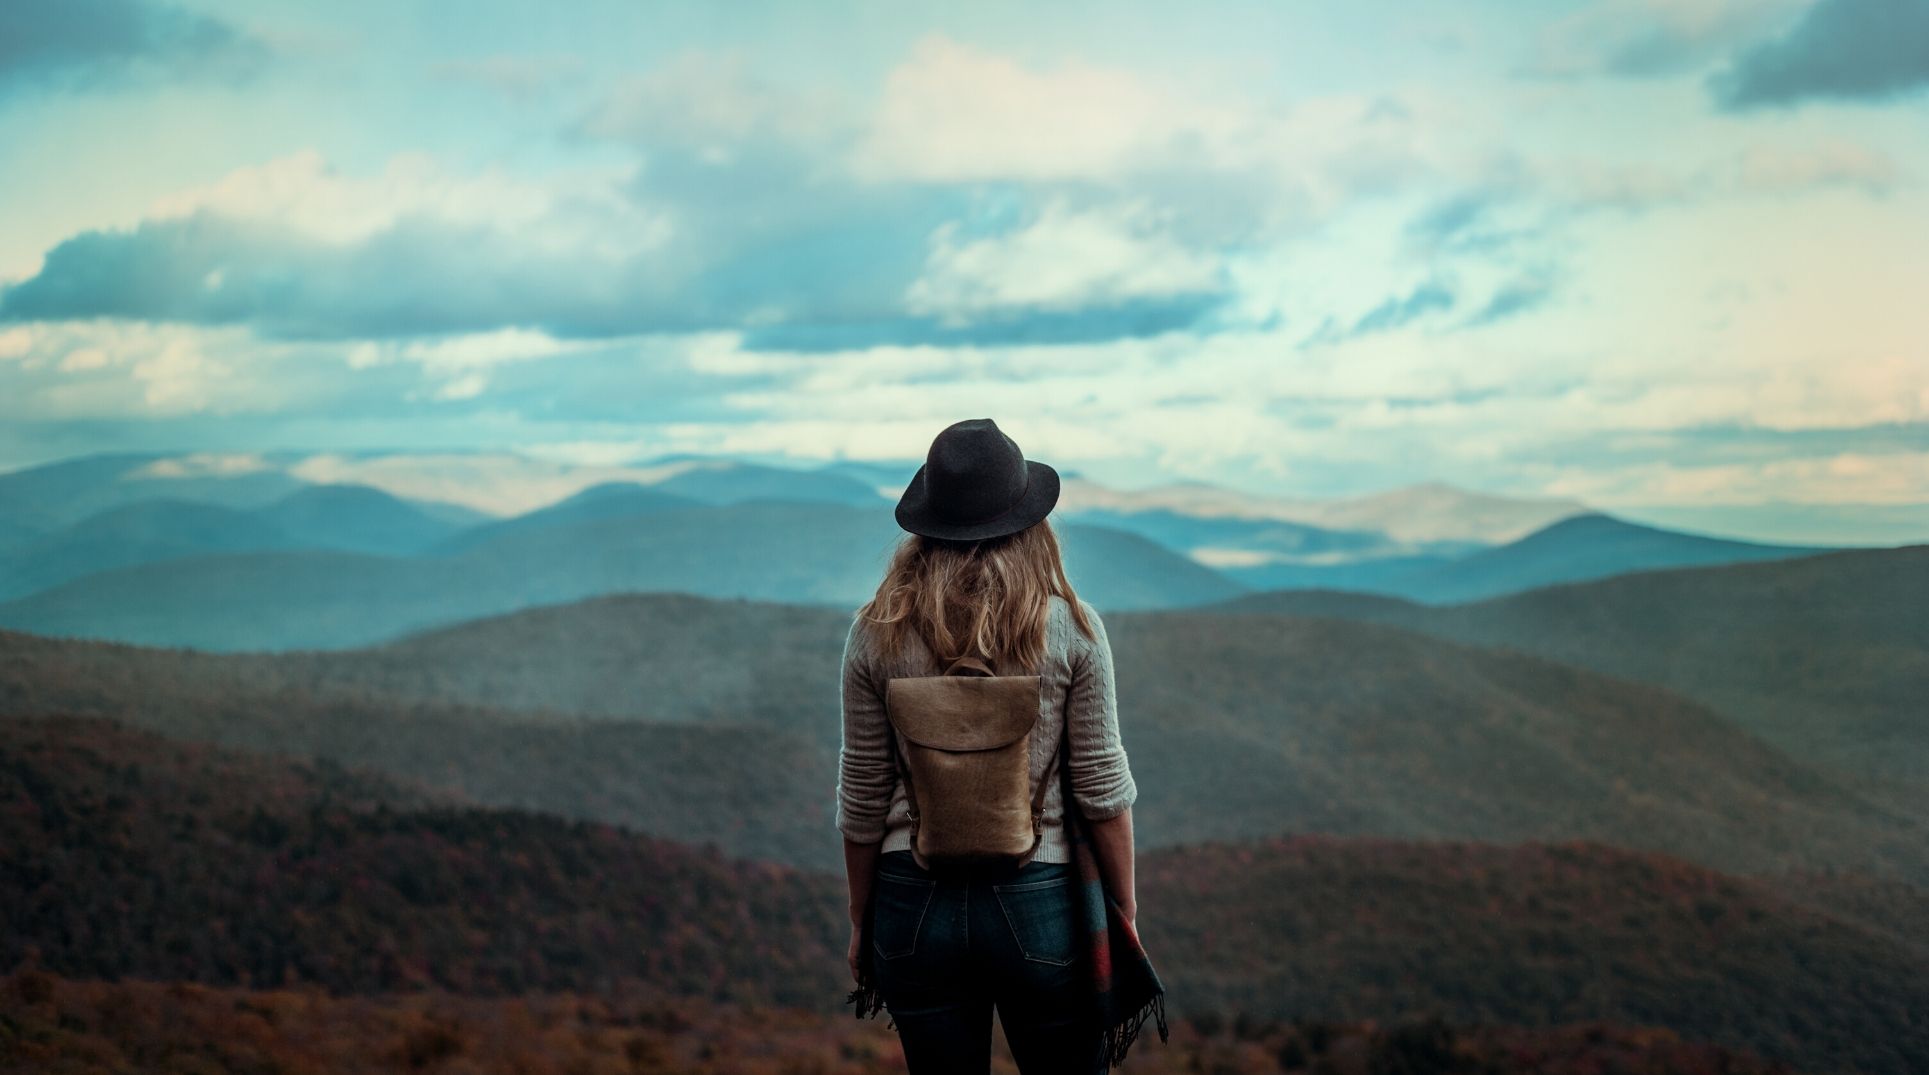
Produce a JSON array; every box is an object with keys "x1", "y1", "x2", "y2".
[{"x1": 834, "y1": 593, "x2": 1139, "y2": 863}]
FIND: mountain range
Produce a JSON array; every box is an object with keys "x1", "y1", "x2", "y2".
[
  {"x1": 0, "y1": 450, "x2": 1876, "y2": 649},
  {"x1": 5, "y1": 548, "x2": 1922, "y2": 886}
]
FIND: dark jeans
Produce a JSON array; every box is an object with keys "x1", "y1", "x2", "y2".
[{"x1": 870, "y1": 849, "x2": 1102, "y2": 1074}]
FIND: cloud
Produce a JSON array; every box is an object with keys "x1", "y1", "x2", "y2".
[
  {"x1": 849, "y1": 35, "x2": 1452, "y2": 239},
  {"x1": 1350, "y1": 282, "x2": 1455, "y2": 336},
  {"x1": 1711, "y1": 0, "x2": 1929, "y2": 109},
  {"x1": 905, "y1": 200, "x2": 1226, "y2": 321},
  {"x1": 1523, "y1": 0, "x2": 1800, "y2": 79},
  {"x1": 1465, "y1": 276, "x2": 1555, "y2": 327},
  {"x1": 1729, "y1": 140, "x2": 1901, "y2": 196},
  {"x1": 0, "y1": 134, "x2": 1237, "y2": 349},
  {"x1": 0, "y1": 0, "x2": 267, "y2": 98}
]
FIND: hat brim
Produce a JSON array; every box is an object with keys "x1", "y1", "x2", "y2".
[{"x1": 894, "y1": 459, "x2": 1060, "y2": 541}]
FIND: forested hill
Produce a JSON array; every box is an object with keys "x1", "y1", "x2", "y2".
[{"x1": 4, "y1": 714, "x2": 1924, "y2": 1075}]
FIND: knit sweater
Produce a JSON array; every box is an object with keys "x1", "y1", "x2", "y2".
[{"x1": 834, "y1": 593, "x2": 1139, "y2": 863}]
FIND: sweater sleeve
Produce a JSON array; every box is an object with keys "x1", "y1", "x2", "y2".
[
  {"x1": 834, "y1": 616, "x2": 896, "y2": 843},
  {"x1": 1065, "y1": 601, "x2": 1139, "y2": 821}
]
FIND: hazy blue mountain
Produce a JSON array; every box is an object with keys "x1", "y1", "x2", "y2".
[
  {"x1": 253, "y1": 483, "x2": 467, "y2": 555},
  {"x1": 1215, "y1": 543, "x2": 1929, "y2": 788},
  {"x1": 647, "y1": 460, "x2": 888, "y2": 506},
  {"x1": 430, "y1": 482, "x2": 701, "y2": 554},
  {"x1": 1208, "y1": 511, "x2": 1834, "y2": 604},
  {"x1": 0, "y1": 503, "x2": 1242, "y2": 649},
  {"x1": 812, "y1": 458, "x2": 916, "y2": 492},
  {"x1": 0, "y1": 452, "x2": 308, "y2": 532},
  {"x1": 1054, "y1": 506, "x2": 1410, "y2": 563},
  {"x1": 1055, "y1": 475, "x2": 1589, "y2": 546},
  {"x1": 0, "y1": 500, "x2": 297, "y2": 601},
  {"x1": 1210, "y1": 552, "x2": 1461, "y2": 592},
  {"x1": 1379, "y1": 511, "x2": 1835, "y2": 603},
  {"x1": 0, "y1": 483, "x2": 481, "y2": 600}
]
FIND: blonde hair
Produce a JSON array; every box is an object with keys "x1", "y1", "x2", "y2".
[{"x1": 856, "y1": 518, "x2": 1098, "y2": 674}]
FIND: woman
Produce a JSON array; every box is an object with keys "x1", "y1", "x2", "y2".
[{"x1": 835, "y1": 417, "x2": 1144, "y2": 1073}]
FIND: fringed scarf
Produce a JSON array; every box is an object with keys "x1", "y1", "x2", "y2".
[{"x1": 845, "y1": 733, "x2": 1169, "y2": 1070}]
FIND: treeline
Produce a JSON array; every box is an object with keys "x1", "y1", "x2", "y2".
[
  {"x1": 5, "y1": 715, "x2": 1924, "y2": 1074},
  {"x1": 0, "y1": 966, "x2": 1802, "y2": 1075},
  {"x1": 2, "y1": 715, "x2": 848, "y2": 1007}
]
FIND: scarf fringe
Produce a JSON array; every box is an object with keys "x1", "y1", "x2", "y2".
[
  {"x1": 1100, "y1": 989, "x2": 1168, "y2": 1068},
  {"x1": 845, "y1": 980, "x2": 886, "y2": 1020},
  {"x1": 845, "y1": 979, "x2": 897, "y2": 1030}
]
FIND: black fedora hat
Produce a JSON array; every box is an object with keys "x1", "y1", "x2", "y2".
[{"x1": 895, "y1": 418, "x2": 1060, "y2": 541}]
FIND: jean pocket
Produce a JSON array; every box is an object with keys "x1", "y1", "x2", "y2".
[
  {"x1": 872, "y1": 873, "x2": 935, "y2": 960},
  {"x1": 991, "y1": 874, "x2": 1077, "y2": 966}
]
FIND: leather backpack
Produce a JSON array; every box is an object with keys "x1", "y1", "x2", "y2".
[{"x1": 884, "y1": 654, "x2": 1057, "y2": 871}]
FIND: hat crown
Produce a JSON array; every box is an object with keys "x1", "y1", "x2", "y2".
[{"x1": 923, "y1": 418, "x2": 1030, "y2": 524}]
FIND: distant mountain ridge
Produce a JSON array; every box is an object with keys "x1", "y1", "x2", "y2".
[
  {"x1": 0, "y1": 503, "x2": 1244, "y2": 649},
  {"x1": 0, "y1": 450, "x2": 1877, "y2": 644},
  {"x1": 0, "y1": 484, "x2": 467, "y2": 600}
]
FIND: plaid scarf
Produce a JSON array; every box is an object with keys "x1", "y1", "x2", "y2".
[{"x1": 845, "y1": 733, "x2": 1168, "y2": 1071}]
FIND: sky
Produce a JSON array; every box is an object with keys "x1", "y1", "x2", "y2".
[{"x1": 0, "y1": 0, "x2": 1925, "y2": 543}]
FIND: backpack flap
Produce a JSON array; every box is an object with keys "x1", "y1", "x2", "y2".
[
  {"x1": 884, "y1": 669, "x2": 1045, "y2": 866},
  {"x1": 885, "y1": 675, "x2": 1040, "y2": 751}
]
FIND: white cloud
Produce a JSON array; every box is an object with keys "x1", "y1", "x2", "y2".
[
  {"x1": 141, "y1": 149, "x2": 667, "y2": 260},
  {"x1": 1730, "y1": 140, "x2": 1901, "y2": 197},
  {"x1": 432, "y1": 372, "x2": 490, "y2": 401},
  {"x1": 850, "y1": 35, "x2": 1461, "y2": 232},
  {"x1": 581, "y1": 51, "x2": 851, "y2": 155},
  {"x1": 284, "y1": 452, "x2": 701, "y2": 516},
  {"x1": 0, "y1": 327, "x2": 33, "y2": 360},
  {"x1": 133, "y1": 454, "x2": 272, "y2": 479},
  {"x1": 905, "y1": 200, "x2": 1222, "y2": 320},
  {"x1": 1540, "y1": 452, "x2": 1929, "y2": 507},
  {"x1": 853, "y1": 36, "x2": 1194, "y2": 183}
]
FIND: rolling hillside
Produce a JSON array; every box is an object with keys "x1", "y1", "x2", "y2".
[
  {"x1": 4, "y1": 590, "x2": 1921, "y2": 883},
  {"x1": 1215, "y1": 544, "x2": 1929, "y2": 787},
  {"x1": 4, "y1": 714, "x2": 1922, "y2": 1075},
  {"x1": 0, "y1": 715, "x2": 847, "y2": 1006}
]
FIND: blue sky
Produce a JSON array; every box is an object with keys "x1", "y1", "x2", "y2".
[{"x1": 1, "y1": 0, "x2": 1925, "y2": 541}]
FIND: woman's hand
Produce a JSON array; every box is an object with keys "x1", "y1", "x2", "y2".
[{"x1": 847, "y1": 921, "x2": 864, "y2": 984}]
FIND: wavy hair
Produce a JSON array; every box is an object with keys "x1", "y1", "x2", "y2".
[{"x1": 856, "y1": 517, "x2": 1097, "y2": 674}]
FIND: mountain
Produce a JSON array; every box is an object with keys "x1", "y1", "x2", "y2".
[
  {"x1": 1215, "y1": 544, "x2": 1929, "y2": 787},
  {"x1": 428, "y1": 481, "x2": 701, "y2": 554},
  {"x1": 0, "y1": 505, "x2": 1242, "y2": 649},
  {"x1": 0, "y1": 452, "x2": 307, "y2": 532},
  {"x1": 4, "y1": 714, "x2": 1922, "y2": 1075},
  {"x1": 5, "y1": 590, "x2": 1921, "y2": 885},
  {"x1": 252, "y1": 483, "x2": 468, "y2": 555},
  {"x1": 1053, "y1": 506, "x2": 1417, "y2": 566},
  {"x1": 1210, "y1": 512, "x2": 1834, "y2": 603},
  {"x1": 0, "y1": 500, "x2": 296, "y2": 600},
  {"x1": 1370, "y1": 512, "x2": 1835, "y2": 604},
  {"x1": 0, "y1": 482, "x2": 476, "y2": 600},
  {"x1": 645, "y1": 459, "x2": 888, "y2": 507},
  {"x1": 1056, "y1": 476, "x2": 1589, "y2": 546}
]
